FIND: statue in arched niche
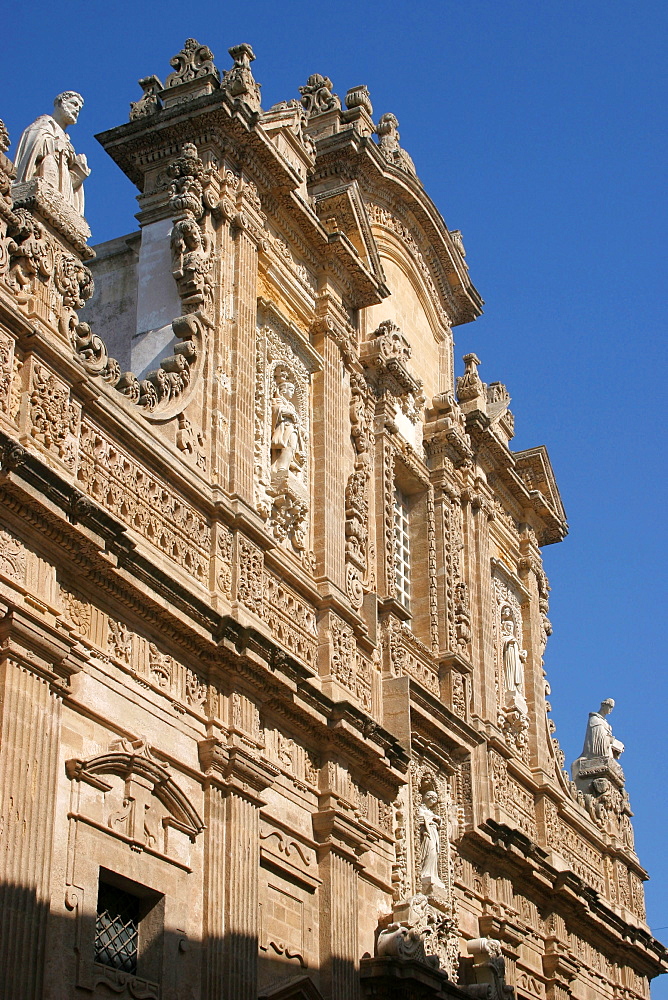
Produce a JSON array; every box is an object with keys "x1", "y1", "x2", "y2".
[
  {"x1": 418, "y1": 789, "x2": 445, "y2": 891},
  {"x1": 271, "y1": 365, "x2": 305, "y2": 475},
  {"x1": 501, "y1": 604, "x2": 526, "y2": 705}
]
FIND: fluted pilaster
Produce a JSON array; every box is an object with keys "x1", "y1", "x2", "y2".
[{"x1": 0, "y1": 658, "x2": 61, "y2": 1000}]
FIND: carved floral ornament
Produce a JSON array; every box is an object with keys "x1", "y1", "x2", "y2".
[
  {"x1": 361, "y1": 319, "x2": 424, "y2": 410},
  {"x1": 299, "y1": 74, "x2": 341, "y2": 116}
]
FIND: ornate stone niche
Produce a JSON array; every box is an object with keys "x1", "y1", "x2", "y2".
[
  {"x1": 492, "y1": 571, "x2": 530, "y2": 763},
  {"x1": 254, "y1": 315, "x2": 320, "y2": 561},
  {"x1": 384, "y1": 762, "x2": 460, "y2": 978}
]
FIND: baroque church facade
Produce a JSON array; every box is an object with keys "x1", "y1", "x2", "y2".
[{"x1": 0, "y1": 37, "x2": 664, "y2": 1000}]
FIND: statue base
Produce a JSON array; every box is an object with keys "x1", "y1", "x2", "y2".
[
  {"x1": 572, "y1": 754, "x2": 625, "y2": 795},
  {"x1": 12, "y1": 178, "x2": 93, "y2": 259}
]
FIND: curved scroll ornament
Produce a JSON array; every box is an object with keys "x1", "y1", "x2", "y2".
[
  {"x1": 72, "y1": 143, "x2": 214, "y2": 420},
  {"x1": 165, "y1": 38, "x2": 220, "y2": 88},
  {"x1": 299, "y1": 74, "x2": 341, "y2": 116}
]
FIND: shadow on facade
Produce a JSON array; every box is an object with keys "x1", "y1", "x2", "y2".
[{"x1": 0, "y1": 880, "x2": 474, "y2": 1000}]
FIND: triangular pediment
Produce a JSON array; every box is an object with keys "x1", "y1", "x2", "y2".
[
  {"x1": 514, "y1": 446, "x2": 568, "y2": 542},
  {"x1": 314, "y1": 180, "x2": 384, "y2": 283}
]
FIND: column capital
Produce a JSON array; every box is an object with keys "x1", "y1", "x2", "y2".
[{"x1": 198, "y1": 739, "x2": 277, "y2": 803}]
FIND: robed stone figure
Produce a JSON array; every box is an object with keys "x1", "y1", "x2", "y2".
[{"x1": 14, "y1": 91, "x2": 90, "y2": 215}]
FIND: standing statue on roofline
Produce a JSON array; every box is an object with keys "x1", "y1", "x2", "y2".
[
  {"x1": 580, "y1": 698, "x2": 624, "y2": 760},
  {"x1": 14, "y1": 91, "x2": 90, "y2": 216}
]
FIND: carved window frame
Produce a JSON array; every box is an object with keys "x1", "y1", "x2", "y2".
[
  {"x1": 63, "y1": 743, "x2": 202, "y2": 996},
  {"x1": 391, "y1": 450, "x2": 435, "y2": 648}
]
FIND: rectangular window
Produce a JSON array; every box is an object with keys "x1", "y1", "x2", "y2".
[
  {"x1": 95, "y1": 881, "x2": 140, "y2": 974},
  {"x1": 394, "y1": 487, "x2": 411, "y2": 611}
]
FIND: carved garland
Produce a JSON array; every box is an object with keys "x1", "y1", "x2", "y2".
[{"x1": 345, "y1": 371, "x2": 375, "y2": 609}]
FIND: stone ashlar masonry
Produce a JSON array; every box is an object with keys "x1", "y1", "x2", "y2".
[{"x1": 0, "y1": 38, "x2": 665, "y2": 1000}]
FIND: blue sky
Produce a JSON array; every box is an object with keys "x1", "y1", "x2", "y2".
[{"x1": 4, "y1": 0, "x2": 668, "y2": 986}]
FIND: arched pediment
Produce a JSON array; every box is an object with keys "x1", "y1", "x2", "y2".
[{"x1": 66, "y1": 737, "x2": 204, "y2": 844}]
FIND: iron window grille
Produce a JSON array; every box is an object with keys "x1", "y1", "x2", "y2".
[
  {"x1": 95, "y1": 881, "x2": 140, "y2": 975},
  {"x1": 393, "y1": 487, "x2": 411, "y2": 611}
]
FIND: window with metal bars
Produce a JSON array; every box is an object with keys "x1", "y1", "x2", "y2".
[
  {"x1": 393, "y1": 487, "x2": 411, "y2": 611},
  {"x1": 95, "y1": 881, "x2": 140, "y2": 974}
]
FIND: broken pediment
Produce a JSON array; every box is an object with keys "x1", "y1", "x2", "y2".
[{"x1": 66, "y1": 737, "x2": 204, "y2": 864}]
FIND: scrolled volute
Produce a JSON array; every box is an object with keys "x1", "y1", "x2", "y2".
[{"x1": 165, "y1": 38, "x2": 220, "y2": 88}]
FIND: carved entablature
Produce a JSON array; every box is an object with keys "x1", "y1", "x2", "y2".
[
  {"x1": 66, "y1": 738, "x2": 204, "y2": 866},
  {"x1": 255, "y1": 317, "x2": 320, "y2": 562},
  {"x1": 492, "y1": 571, "x2": 530, "y2": 763},
  {"x1": 381, "y1": 614, "x2": 440, "y2": 697}
]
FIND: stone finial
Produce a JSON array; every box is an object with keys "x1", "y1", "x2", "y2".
[
  {"x1": 220, "y1": 44, "x2": 261, "y2": 112},
  {"x1": 299, "y1": 74, "x2": 341, "y2": 117},
  {"x1": 129, "y1": 75, "x2": 163, "y2": 120},
  {"x1": 375, "y1": 113, "x2": 416, "y2": 176},
  {"x1": 0, "y1": 120, "x2": 10, "y2": 154},
  {"x1": 456, "y1": 353, "x2": 485, "y2": 403},
  {"x1": 345, "y1": 85, "x2": 373, "y2": 116},
  {"x1": 165, "y1": 38, "x2": 220, "y2": 88}
]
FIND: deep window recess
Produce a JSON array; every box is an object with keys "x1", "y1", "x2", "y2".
[
  {"x1": 95, "y1": 881, "x2": 140, "y2": 974},
  {"x1": 394, "y1": 487, "x2": 411, "y2": 611}
]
